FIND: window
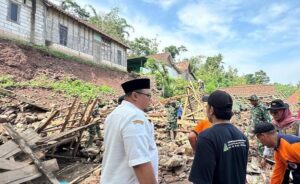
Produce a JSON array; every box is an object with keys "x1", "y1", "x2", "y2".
[
  {"x1": 117, "y1": 50, "x2": 122, "y2": 65},
  {"x1": 101, "y1": 39, "x2": 111, "y2": 61},
  {"x1": 8, "y1": 1, "x2": 19, "y2": 23},
  {"x1": 59, "y1": 24, "x2": 68, "y2": 46}
]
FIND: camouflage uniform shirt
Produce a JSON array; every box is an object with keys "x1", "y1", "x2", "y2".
[
  {"x1": 250, "y1": 103, "x2": 272, "y2": 125},
  {"x1": 166, "y1": 105, "x2": 178, "y2": 131}
]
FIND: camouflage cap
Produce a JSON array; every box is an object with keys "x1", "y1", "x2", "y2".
[{"x1": 248, "y1": 94, "x2": 259, "y2": 101}]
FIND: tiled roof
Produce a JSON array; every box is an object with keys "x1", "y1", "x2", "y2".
[
  {"x1": 286, "y1": 90, "x2": 300, "y2": 105},
  {"x1": 175, "y1": 60, "x2": 189, "y2": 73},
  {"x1": 147, "y1": 53, "x2": 172, "y2": 66},
  {"x1": 219, "y1": 85, "x2": 278, "y2": 97},
  {"x1": 43, "y1": 0, "x2": 128, "y2": 48}
]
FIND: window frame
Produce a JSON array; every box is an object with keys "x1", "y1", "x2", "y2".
[
  {"x1": 117, "y1": 50, "x2": 122, "y2": 65},
  {"x1": 7, "y1": 1, "x2": 21, "y2": 24},
  {"x1": 59, "y1": 24, "x2": 68, "y2": 46}
]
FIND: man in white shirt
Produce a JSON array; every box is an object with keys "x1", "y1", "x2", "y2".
[{"x1": 100, "y1": 78, "x2": 158, "y2": 184}]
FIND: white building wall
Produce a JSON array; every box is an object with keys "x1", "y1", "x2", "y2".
[{"x1": 0, "y1": 0, "x2": 32, "y2": 41}]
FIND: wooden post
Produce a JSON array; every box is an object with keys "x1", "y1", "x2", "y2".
[
  {"x1": 36, "y1": 110, "x2": 59, "y2": 133},
  {"x1": 73, "y1": 98, "x2": 99, "y2": 157},
  {"x1": 3, "y1": 123, "x2": 60, "y2": 184},
  {"x1": 60, "y1": 97, "x2": 78, "y2": 132}
]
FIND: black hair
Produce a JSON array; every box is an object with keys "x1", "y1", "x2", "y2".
[{"x1": 213, "y1": 107, "x2": 233, "y2": 120}]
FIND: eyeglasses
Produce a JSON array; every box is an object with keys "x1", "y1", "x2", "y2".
[{"x1": 135, "y1": 91, "x2": 152, "y2": 98}]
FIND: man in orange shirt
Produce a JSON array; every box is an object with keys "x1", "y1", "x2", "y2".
[
  {"x1": 188, "y1": 119, "x2": 212, "y2": 152},
  {"x1": 254, "y1": 122, "x2": 300, "y2": 184}
]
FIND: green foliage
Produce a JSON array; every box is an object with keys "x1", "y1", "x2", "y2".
[
  {"x1": 163, "y1": 45, "x2": 187, "y2": 59},
  {"x1": 0, "y1": 75, "x2": 17, "y2": 88},
  {"x1": 245, "y1": 70, "x2": 270, "y2": 84},
  {"x1": 0, "y1": 75, "x2": 114, "y2": 101},
  {"x1": 88, "y1": 7, "x2": 133, "y2": 42},
  {"x1": 128, "y1": 37, "x2": 159, "y2": 57},
  {"x1": 194, "y1": 54, "x2": 246, "y2": 93},
  {"x1": 274, "y1": 83, "x2": 297, "y2": 97},
  {"x1": 60, "y1": 0, "x2": 90, "y2": 20}
]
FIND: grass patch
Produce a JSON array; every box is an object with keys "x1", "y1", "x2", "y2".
[{"x1": 0, "y1": 75, "x2": 114, "y2": 101}]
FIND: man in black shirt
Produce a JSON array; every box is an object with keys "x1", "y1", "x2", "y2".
[{"x1": 189, "y1": 90, "x2": 249, "y2": 184}]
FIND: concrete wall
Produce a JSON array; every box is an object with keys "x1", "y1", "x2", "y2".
[
  {"x1": 45, "y1": 9, "x2": 94, "y2": 56},
  {"x1": 46, "y1": 8, "x2": 127, "y2": 69},
  {"x1": 33, "y1": 0, "x2": 45, "y2": 44},
  {"x1": 0, "y1": 0, "x2": 32, "y2": 41},
  {"x1": 0, "y1": 0, "x2": 127, "y2": 69}
]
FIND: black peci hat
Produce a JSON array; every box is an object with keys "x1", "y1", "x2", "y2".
[
  {"x1": 268, "y1": 99, "x2": 289, "y2": 110},
  {"x1": 121, "y1": 78, "x2": 150, "y2": 94}
]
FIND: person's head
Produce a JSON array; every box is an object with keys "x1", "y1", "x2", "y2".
[
  {"x1": 121, "y1": 78, "x2": 151, "y2": 111},
  {"x1": 268, "y1": 99, "x2": 289, "y2": 121},
  {"x1": 203, "y1": 90, "x2": 233, "y2": 123},
  {"x1": 248, "y1": 95, "x2": 259, "y2": 106},
  {"x1": 253, "y1": 122, "x2": 277, "y2": 148}
]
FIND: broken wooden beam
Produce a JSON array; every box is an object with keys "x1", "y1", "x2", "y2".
[
  {"x1": 0, "y1": 159, "x2": 59, "y2": 184},
  {"x1": 36, "y1": 110, "x2": 59, "y2": 133},
  {"x1": 3, "y1": 123, "x2": 60, "y2": 184}
]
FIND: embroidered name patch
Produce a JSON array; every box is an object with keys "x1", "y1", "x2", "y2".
[{"x1": 132, "y1": 120, "x2": 144, "y2": 125}]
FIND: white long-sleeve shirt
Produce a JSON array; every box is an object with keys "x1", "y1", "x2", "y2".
[{"x1": 100, "y1": 100, "x2": 158, "y2": 184}]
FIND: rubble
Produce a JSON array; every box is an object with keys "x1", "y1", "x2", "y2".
[{"x1": 0, "y1": 83, "x2": 276, "y2": 184}]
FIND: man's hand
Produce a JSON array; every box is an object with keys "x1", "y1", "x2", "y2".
[{"x1": 133, "y1": 162, "x2": 157, "y2": 184}]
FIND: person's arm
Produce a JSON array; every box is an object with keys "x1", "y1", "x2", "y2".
[
  {"x1": 122, "y1": 117, "x2": 158, "y2": 183},
  {"x1": 189, "y1": 136, "x2": 215, "y2": 184},
  {"x1": 133, "y1": 162, "x2": 157, "y2": 184},
  {"x1": 188, "y1": 131, "x2": 197, "y2": 153},
  {"x1": 270, "y1": 153, "x2": 287, "y2": 184},
  {"x1": 263, "y1": 107, "x2": 272, "y2": 123}
]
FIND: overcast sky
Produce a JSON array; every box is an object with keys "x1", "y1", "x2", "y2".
[{"x1": 53, "y1": 0, "x2": 300, "y2": 84}]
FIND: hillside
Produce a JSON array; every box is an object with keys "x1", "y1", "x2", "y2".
[{"x1": 0, "y1": 39, "x2": 132, "y2": 91}]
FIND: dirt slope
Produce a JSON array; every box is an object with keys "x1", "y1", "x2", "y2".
[{"x1": 0, "y1": 39, "x2": 132, "y2": 91}]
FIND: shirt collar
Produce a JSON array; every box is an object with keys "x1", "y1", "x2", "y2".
[
  {"x1": 275, "y1": 134, "x2": 282, "y2": 150},
  {"x1": 121, "y1": 100, "x2": 145, "y2": 114}
]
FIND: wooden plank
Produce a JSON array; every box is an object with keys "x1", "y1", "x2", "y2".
[
  {"x1": 60, "y1": 97, "x2": 78, "y2": 132},
  {"x1": 73, "y1": 98, "x2": 99, "y2": 156},
  {"x1": 0, "y1": 159, "x2": 59, "y2": 184},
  {"x1": 37, "y1": 122, "x2": 97, "y2": 144},
  {"x1": 0, "y1": 130, "x2": 41, "y2": 159},
  {"x1": 0, "y1": 140, "x2": 20, "y2": 158},
  {"x1": 0, "y1": 158, "x2": 29, "y2": 170},
  {"x1": 3, "y1": 124, "x2": 60, "y2": 184},
  {"x1": 36, "y1": 110, "x2": 59, "y2": 133}
]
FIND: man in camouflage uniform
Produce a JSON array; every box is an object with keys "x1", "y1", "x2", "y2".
[
  {"x1": 86, "y1": 103, "x2": 101, "y2": 148},
  {"x1": 248, "y1": 94, "x2": 272, "y2": 156},
  {"x1": 233, "y1": 101, "x2": 242, "y2": 120},
  {"x1": 248, "y1": 94, "x2": 272, "y2": 126},
  {"x1": 166, "y1": 101, "x2": 178, "y2": 140}
]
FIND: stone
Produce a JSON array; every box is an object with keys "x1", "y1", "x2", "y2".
[
  {"x1": 25, "y1": 115, "x2": 37, "y2": 124},
  {"x1": 0, "y1": 115, "x2": 8, "y2": 123}
]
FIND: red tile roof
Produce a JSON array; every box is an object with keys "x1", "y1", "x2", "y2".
[
  {"x1": 286, "y1": 90, "x2": 300, "y2": 105},
  {"x1": 147, "y1": 53, "x2": 172, "y2": 66},
  {"x1": 219, "y1": 85, "x2": 278, "y2": 97},
  {"x1": 175, "y1": 60, "x2": 189, "y2": 73}
]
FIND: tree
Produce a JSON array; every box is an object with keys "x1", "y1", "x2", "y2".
[
  {"x1": 60, "y1": 0, "x2": 90, "y2": 20},
  {"x1": 254, "y1": 70, "x2": 270, "y2": 84},
  {"x1": 88, "y1": 7, "x2": 133, "y2": 41},
  {"x1": 163, "y1": 45, "x2": 187, "y2": 59},
  {"x1": 128, "y1": 37, "x2": 159, "y2": 57},
  {"x1": 245, "y1": 70, "x2": 270, "y2": 84}
]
